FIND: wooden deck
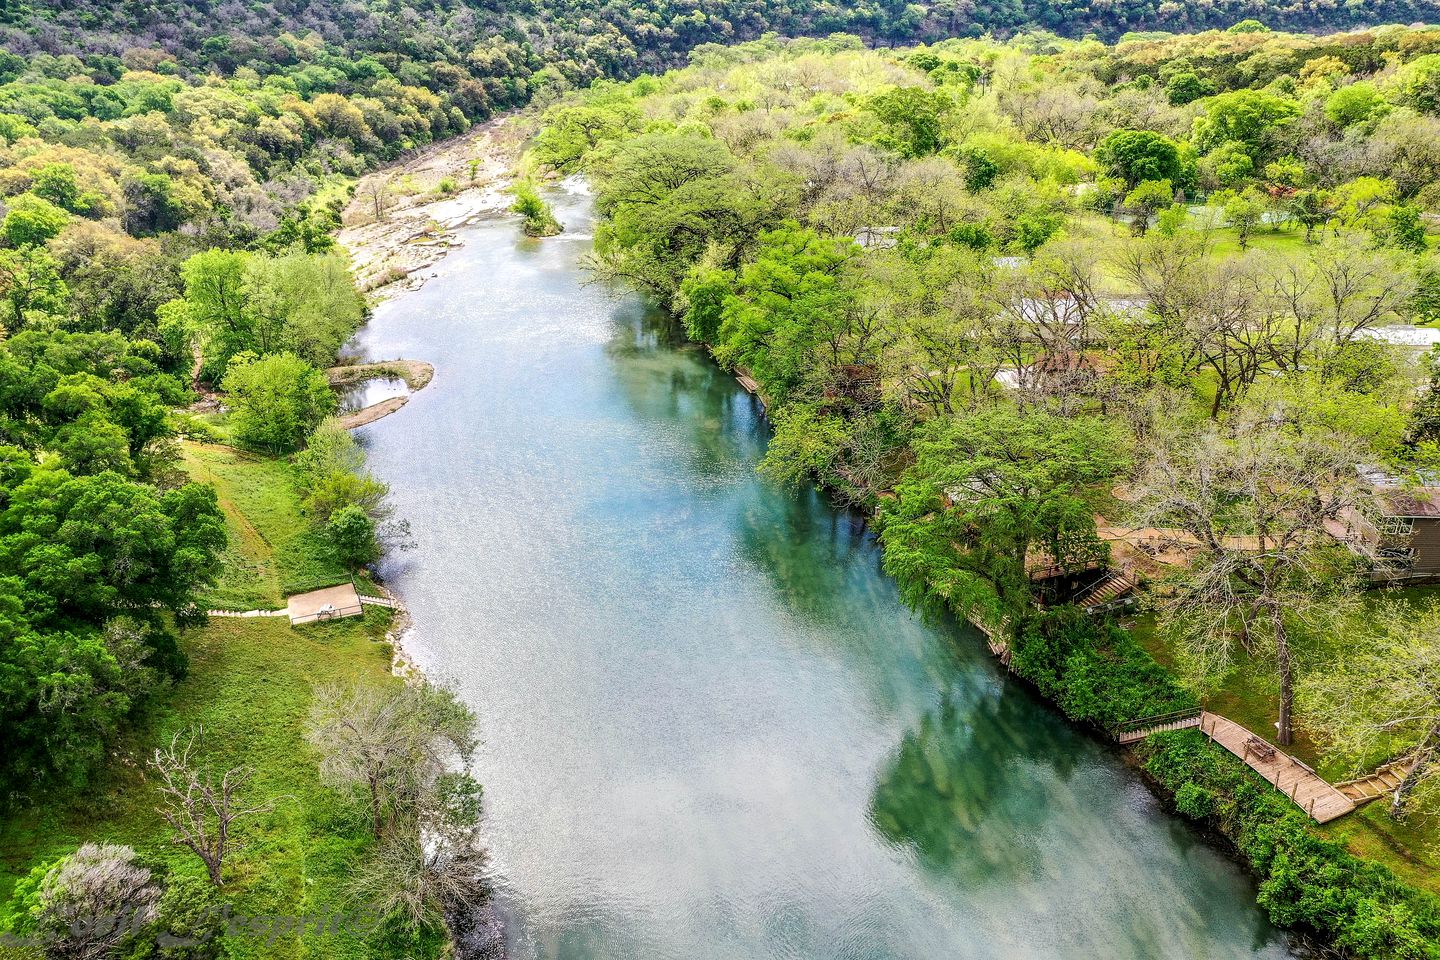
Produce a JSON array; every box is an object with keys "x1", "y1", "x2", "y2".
[
  {"x1": 1199, "y1": 712, "x2": 1356, "y2": 824},
  {"x1": 287, "y1": 583, "x2": 364, "y2": 625}
]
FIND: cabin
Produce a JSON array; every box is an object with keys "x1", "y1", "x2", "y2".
[{"x1": 1333, "y1": 468, "x2": 1440, "y2": 581}]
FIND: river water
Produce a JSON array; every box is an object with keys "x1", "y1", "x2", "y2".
[{"x1": 351, "y1": 186, "x2": 1295, "y2": 960}]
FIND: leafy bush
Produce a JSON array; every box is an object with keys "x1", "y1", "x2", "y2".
[
  {"x1": 1008, "y1": 606, "x2": 1196, "y2": 731},
  {"x1": 328, "y1": 505, "x2": 380, "y2": 570},
  {"x1": 509, "y1": 181, "x2": 562, "y2": 237},
  {"x1": 220, "y1": 352, "x2": 334, "y2": 453},
  {"x1": 1139, "y1": 731, "x2": 1440, "y2": 959}
]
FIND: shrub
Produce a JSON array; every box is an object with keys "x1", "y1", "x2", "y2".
[
  {"x1": 1008, "y1": 606, "x2": 1195, "y2": 731},
  {"x1": 509, "y1": 181, "x2": 562, "y2": 237},
  {"x1": 328, "y1": 505, "x2": 380, "y2": 569},
  {"x1": 221, "y1": 352, "x2": 334, "y2": 453},
  {"x1": 1138, "y1": 731, "x2": 1440, "y2": 959}
]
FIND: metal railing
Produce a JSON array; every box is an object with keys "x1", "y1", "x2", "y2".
[{"x1": 290, "y1": 603, "x2": 365, "y2": 625}]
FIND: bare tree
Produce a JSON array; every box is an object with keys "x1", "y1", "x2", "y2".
[
  {"x1": 151, "y1": 727, "x2": 275, "y2": 886},
  {"x1": 356, "y1": 176, "x2": 394, "y2": 223},
  {"x1": 350, "y1": 770, "x2": 487, "y2": 934},
  {"x1": 35, "y1": 844, "x2": 161, "y2": 960},
  {"x1": 1305, "y1": 599, "x2": 1440, "y2": 819},
  {"x1": 306, "y1": 681, "x2": 478, "y2": 839},
  {"x1": 1116, "y1": 236, "x2": 1279, "y2": 416},
  {"x1": 1130, "y1": 387, "x2": 1370, "y2": 744}
]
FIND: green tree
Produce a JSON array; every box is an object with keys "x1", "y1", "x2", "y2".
[
  {"x1": 176, "y1": 249, "x2": 254, "y2": 380},
  {"x1": 712, "y1": 225, "x2": 852, "y2": 404},
  {"x1": 0, "y1": 465, "x2": 226, "y2": 623},
  {"x1": 865, "y1": 86, "x2": 951, "y2": 157},
  {"x1": 1191, "y1": 90, "x2": 1300, "y2": 157},
  {"x1": 1124, "y1": 180, "x2": 1174, "y2": 236},
  {"x1": 0, "y1": 245, "x2": 67, "y2": 329},
  {"x1": 328, "y1": 504, "x2": 380, "y2": 569},
  {"x1": 53, "y1": 410, "x2": 132, "y2": 475},
  {"x1": 1165, "y1": 72, "x2": 1214, "y2": 106},
  {"x1": 220, "y1": 352, "x2": 334, "y2": 452},
  {"x1": 531, "y1": 101, "x2": 641, "y2": 172},
  {"x1": 2, "y1": 194, "x2": 69, "y2": 247},
  {"x1": 30, "y1": 163, "x2": 104, "y2": 216},
  {"x1": 1286, "y1": 188, "x2": 1333, "y2": 242},
  {"x1": 1391, "y1": 54, "x2": 1440, "y2": 115},
  {"x1": 590, "y1": 132, "x2": 769, "y2": 296},
  {"x1": 1325, "y1": 82, "x2": 1389, "y2": 128},
  {"x1": 1095, "y1": 129, "x2": 1184, "y2": 188},
  {"x1": 1217, "y1": 187, "x2": 1266, "y2": 249},
  {"x1": 244, "y1": 251, "x2": 367, "y2": 366},
  {"x1": 879, "y1": 406, "x2": 1129, "y2": 620}
]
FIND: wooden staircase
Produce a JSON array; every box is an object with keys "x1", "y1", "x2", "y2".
[
  {"x1": 1076, "y1": 571, "x2": 1137, "y2": 611},
  {"x1": 973, "y1": 614, "x2": 1013, "y2": 667},
  {"x1": 1112, "y1": 708, "x2": 1203, "y2": 745},
  {"x1": 1336, "y1": 759, "x2": 1415, "y2": 807}
]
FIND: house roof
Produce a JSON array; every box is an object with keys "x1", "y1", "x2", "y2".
[
  {"x1": 1357, "y1": 325, "x2": 1440, "y2": 348},
  {"x1": 1380, "y1": 491, "x2": 1440, "y2": 519},
  {"x1": 1355, "y1": 464, "x2": 1440, "y2": 517}
]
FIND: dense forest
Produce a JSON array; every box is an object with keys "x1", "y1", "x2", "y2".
[
  {"x1": 533, "y1": 27, "x2": 1440, "y2": 957},
  {"x1": 5, "y1": 0, "x2": 1440, "y2": 121},
  {"x1": 0, "y1": 0, "x2": 490, "y2": 954}
]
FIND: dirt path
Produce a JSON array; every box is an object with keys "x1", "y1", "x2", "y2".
[{"x1": 338, "y1": 116, "x2": 527, "y2": 298}]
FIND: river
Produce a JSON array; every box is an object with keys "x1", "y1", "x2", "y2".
[{"x1": 350, "y1": 185, "x2": 1296, "y2": 960}]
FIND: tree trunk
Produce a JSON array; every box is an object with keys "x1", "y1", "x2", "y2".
[
  {"x1": 1390, "y1": 720, "x2": 1440, "y2": 820},
  {"x1": 1270, "y1": 605, "x2": 1295, "y2": 746},
  {"x1": 370, "y1": 780, "x2": 385, "y2": 838},
  {"x1": 197, "y1": 846, "x2": 223, "y2": 886}
]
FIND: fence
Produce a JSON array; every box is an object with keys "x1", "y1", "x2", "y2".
[
  {"x1": 289, "y1": 602, "x2": 365, "y2": 626},
  {"x1": 1110, "y1": 707, "x2": 1203, "y2": 744}
]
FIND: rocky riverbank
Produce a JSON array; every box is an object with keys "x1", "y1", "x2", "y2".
[{"x1": 339, "y1": 116, "x2": 526, "y2": 298}]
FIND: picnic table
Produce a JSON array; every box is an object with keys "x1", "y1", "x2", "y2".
[{"x1": 1245, "y1": 736, "x2": 1276, "y2": 762}]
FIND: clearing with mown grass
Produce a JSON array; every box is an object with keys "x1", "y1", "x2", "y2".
[
  {"x1": 181, "y1": 442, "x2": 351, "y2": 609},
  {"x1": 0, "y1": 610, "x2": 407, "y2": 959}
]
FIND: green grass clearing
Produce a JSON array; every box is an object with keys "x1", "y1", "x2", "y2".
[
  {"x1": 0, "y1": 610, "x2": 417, "y2": 959},
  {"x1": 181, "y1": 442, "x2": 350, "y2": 608}
]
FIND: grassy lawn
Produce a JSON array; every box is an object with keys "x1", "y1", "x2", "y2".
[
  {"x1": 1127, "y1": 591, "x2": 1440, "y2": 895},
  {"x1": 181, "y1": 442, "x2": 350, "y2": 608},
  {"x1": 0, "y1": 610, "x2": 408, "y2": 958}
]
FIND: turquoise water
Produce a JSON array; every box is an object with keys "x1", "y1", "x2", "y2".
[{"x1": 351, "y1": 187, "x2": 1295, "y2": 960}]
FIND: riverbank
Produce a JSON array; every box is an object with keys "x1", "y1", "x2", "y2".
[
  {"x1": 328, "y1": 360, "x2": 436, "y2": 429},
  {"x1": 338, "y1": 116, "x2": 525, "y2": 298},
  {"x1": 0, "y1": 484, "x2": 416, "y2": 958}
]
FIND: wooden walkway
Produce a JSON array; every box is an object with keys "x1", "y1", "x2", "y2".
[
  {"x1": 1199, "y1": 712, "x2": 1356, "y2": 824},
  {"x1": 1114, "y1": 709, "x2": 1202, "y2": 744},
  {"x1": 207, "y1": 585, "x2": 400, "y2": 623},
  {"x1": 1336, "y1": 758, "x2": 1415, "y2": 808}
]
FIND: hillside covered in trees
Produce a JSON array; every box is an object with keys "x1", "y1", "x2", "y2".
[{"x1": 4, "y1": 0, "x2": 1440, "y2": 130}]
